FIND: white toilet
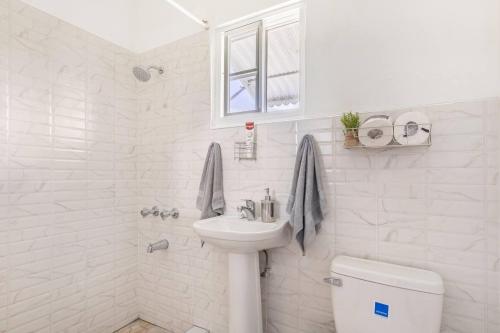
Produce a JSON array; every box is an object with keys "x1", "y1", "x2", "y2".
[{"x1": 328, "y1": 256, "x2": 444, "y2": 333}]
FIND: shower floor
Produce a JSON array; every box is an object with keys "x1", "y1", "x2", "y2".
[{"x1": 115, "y1": 319, "x2": 169, "y2": 333}]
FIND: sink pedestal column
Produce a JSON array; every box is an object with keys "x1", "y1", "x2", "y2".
[{"x1": 228, "y1": 252, "x2": 263, "y2": 333}]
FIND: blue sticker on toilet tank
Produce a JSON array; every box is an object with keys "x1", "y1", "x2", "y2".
[{"x1": 374, "y1": 302, "x2": 389, "y2": 318}]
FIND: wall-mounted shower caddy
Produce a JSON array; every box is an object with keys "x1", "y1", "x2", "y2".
[{"x1": 234, "y1": 142, "x2": 257, "y2": 160}]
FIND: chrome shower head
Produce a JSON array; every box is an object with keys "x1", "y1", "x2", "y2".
[
  {"x1": 132, "y1": 65, "x2": 164, "y2": 82},
  {"x1": 133, "y1": 66, "x2": 151, "y2": 82}
]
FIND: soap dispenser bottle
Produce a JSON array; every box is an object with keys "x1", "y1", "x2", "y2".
[{"x1": 261, "y1": 188, "x2": 276, "y2": 223}]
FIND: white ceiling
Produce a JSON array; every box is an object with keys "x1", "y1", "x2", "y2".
[{"x1": 21, "y1": 0, "x2": 287, "y2": 53}]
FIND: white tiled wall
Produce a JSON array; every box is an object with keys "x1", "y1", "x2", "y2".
[
  {"x1": 136, "y1": 31, "x2": 500, "y2": 333},
  {"x1": 1, "y1": 1, "x2": 500, "y2": 333},
  {"x1": 0, "y1": 1, "x2": 138, "y2": 332}
]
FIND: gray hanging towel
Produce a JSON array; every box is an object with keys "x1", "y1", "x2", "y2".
[
  {"x1": 196, "y1": 142, "x2": 225, "y2": 219},
  {"x1": 286, "y1": 134, "x2": 327, "y2": 255}
]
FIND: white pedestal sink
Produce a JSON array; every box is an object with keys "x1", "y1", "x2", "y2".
[{"x1": 193, "y1": 216, "x2": 292, "y2": 333}]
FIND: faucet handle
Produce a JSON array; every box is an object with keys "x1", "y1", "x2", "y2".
[
  {"x1": 242, "y1": 199, "x2": 255, "y2": 209},
  {"x1": 140, "y1": 206, "x2": 160, "y2": 218},
  {"x1": 238, "y1": 199, "x2": 256, "y2": 221},
  {"x1": 170, "y1": 208, "x2": 179, "y2": 219},
  {"x1": 140, "y1": 207, "x2": 150, "y2": 217},
  {"x1": 160, "y1": 208, "x2": 179, "y2": 220}
]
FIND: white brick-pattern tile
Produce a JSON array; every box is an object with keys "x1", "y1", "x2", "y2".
[
  {"x1": 1, "y1": 1, "x2": 138, "y2": 332},
  {"x1": 135, "y1": 31, "x2": 500, "y2": 333},
  {"x1": 1, "y1": 1, "x2": 500, "y2": 333}
]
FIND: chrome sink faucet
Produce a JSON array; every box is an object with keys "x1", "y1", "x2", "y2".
[{"x1": 237, "y1": 199, "x2": 256, "y2": 221}]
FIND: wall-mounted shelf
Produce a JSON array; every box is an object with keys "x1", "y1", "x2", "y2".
[
  {"x1": 234, "y1": 142, "x2": 256, "y2": 160},
  {"x1": 344, "y1": 142, "x2": 432, "y2": 149},
  {"x1": 344, "y1": 123, "x2": 432, "y2": 149}
]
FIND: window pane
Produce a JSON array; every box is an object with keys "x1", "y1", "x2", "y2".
[
  {"x1": 229, "y1": 31, "x2": 257, "y2": 74},
  {"x1": 228, "y1": 74, "x2": 258, "y2": 113},
  {"x1": 266, "y1": 22, "x2": 300, "y2": 111}
]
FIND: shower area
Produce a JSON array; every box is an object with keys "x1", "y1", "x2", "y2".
[
  {"x1": 0, "y1": 1, "x2": 139, "y2": 332},
  {"x1": 0, "y1": 1, "x2": 218, "y2": 332}
]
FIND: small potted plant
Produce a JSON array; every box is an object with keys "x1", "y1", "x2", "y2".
[{"x1": 340, "y1": 112, "x2": 361, "y2": 148}]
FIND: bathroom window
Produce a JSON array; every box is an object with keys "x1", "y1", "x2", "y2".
[
  {"x1": 212, "y1": 2, "x2": 305, "y2": 128},
  {"x1": 224, "y1": 22, "x2": 261, "y2": 114}
]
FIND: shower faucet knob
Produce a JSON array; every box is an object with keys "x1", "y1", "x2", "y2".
[
  {"x1": 140, "y1": 206, "x2": 160, "y2": 218},
  {"x1": 160, "y1": 208, "x2": 180, "y2": 220},
  {"x1": 140, "y1": 207, "x2": 150, "y2": 217}
]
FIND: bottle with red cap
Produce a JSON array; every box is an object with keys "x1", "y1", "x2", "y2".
[{"x1": 245, "y1": 121, "x2": 255, "y2": 158}]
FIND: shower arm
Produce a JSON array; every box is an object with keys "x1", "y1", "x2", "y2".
[{"x1": 147, "y1": 66, "x2": 164, "y2": 74}]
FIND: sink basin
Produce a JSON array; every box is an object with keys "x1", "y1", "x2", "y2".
[
  {"x1": 193, "y1": 215, "x2": 292, "y2": 333},
  {"x1": 193, "y1": 215, "x2": 291, "y2": 253}
]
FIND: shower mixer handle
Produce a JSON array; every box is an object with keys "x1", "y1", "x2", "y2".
[
  {"x1": 140, "y1": 206, "x2": 178, "y2": 219},
  {"x1": 140, "y1": 206, "x2": 160, "y2": 218},
  {"x1": 160, "y1": 208, "x2": 179, "y2": 220}
]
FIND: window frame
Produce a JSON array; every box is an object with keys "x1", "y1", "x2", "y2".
[
  {"x1": 224, "y1": 21, "x2": 262, "y2": 116},
  {"x1": 211, "y1": 1, "x2": 306, "y2": 128}
]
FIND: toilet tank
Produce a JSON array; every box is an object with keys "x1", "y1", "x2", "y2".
[{"x1": 329, "y1": 256, "x2": 444, "y2": 333}]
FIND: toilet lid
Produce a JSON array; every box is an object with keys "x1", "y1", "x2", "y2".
[{"x1": 331, "y1": 256, "x2": 444, "y2": 295}]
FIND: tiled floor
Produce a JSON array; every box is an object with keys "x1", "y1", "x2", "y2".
[{"x1": 115, "y1": 319, "x2": 169, "y2": 333}]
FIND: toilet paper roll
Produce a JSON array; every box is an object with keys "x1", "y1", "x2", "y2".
[
  {"x1": 394, "y1": 112, "x2": 431, "y2": 145},
  {"x1": 358, "y1": 115, "x2": 394, "y2": 147}
]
